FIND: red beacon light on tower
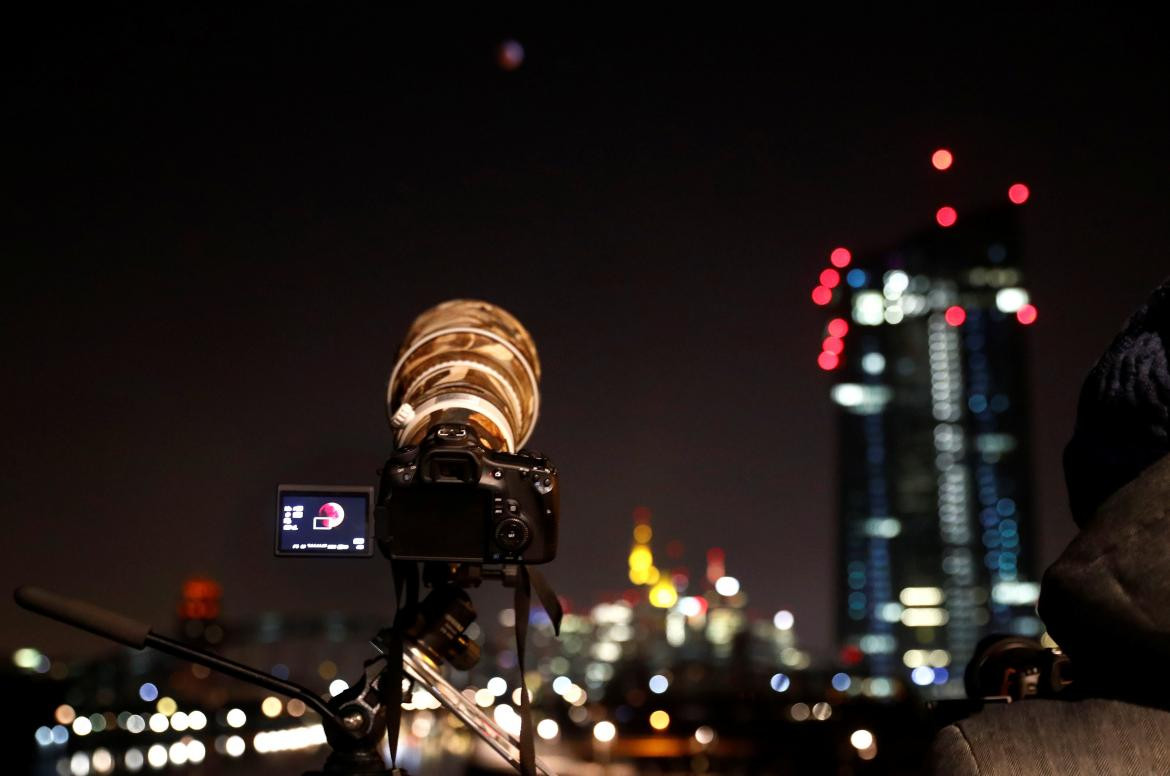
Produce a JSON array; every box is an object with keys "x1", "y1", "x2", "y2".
[
  {"x1": 1017, "y1": 304, "x2": 1038, "y2": 325},
  {"x1": 936, "y1": 206, "x2": 958, "y2": 228}
]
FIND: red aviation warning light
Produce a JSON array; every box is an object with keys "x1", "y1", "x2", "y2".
[
  {"x1": 1008, "y1": 183, "x2": 1031, "y2": 205},
  {"x1": 1016, "y1": 304, "x2": 1038, "y2": 325},
  {"x1": 812, "y1": 286, "x2": 833, "y2": 306},
  {"x1": 945, "y1": 306, "x2": 967, "y2": 327},
  {"x1": 827, "y1": 318, "x2": 849, "y2": 338},
  {"x1": 817, "y1": 351, "x2": 840, "y2": 370},
  {"x1": 936, "y1": 206, "x2": 958, "y2": 228},
  {"x1": 830, "y1": 247, "x2": 852, "y2": 268},
  {"x1": 820, "y1": 268, "x2": 841, "y2": 288},
  {"x1": 931, "y1": 149, "x2": 954, "y2": 171}
]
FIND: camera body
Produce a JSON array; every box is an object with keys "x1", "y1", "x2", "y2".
[{"x1": 375, "y1": 422, "x2": 558, "y2": 564}]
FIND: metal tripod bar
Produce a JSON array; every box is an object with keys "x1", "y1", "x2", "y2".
[{"x1": 402, "y1": 642, "x2": 557, "y2": 776}]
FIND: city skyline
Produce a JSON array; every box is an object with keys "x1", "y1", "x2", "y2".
[{"x1": 4, "y1": 11, "x2": 1168, "y2": 663}]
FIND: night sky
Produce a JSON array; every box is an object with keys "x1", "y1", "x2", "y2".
[{"x1": 5, "y1": 10, "x2": 1167, "y2": 660}]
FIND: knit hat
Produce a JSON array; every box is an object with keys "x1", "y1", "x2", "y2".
[{"x1": 1063, "y1": 280, "x2": 1170, "y2": 526}]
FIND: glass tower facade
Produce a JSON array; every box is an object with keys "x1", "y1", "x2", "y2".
[{"x1": 821, "y1": 207, "x2": 1041, "y2": 695}]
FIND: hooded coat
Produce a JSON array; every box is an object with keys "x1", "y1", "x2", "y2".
[
  {"x1": 931, "y1": 281, "x2": 1170, "y2": 774},
  {"x1": 931, "y1": 455, "x2": 1170, "y2": 774}
]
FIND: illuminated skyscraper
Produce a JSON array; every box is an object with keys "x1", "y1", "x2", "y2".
[{"x1": 816, "y1": 205, "x2": 1041, "y2": 694}]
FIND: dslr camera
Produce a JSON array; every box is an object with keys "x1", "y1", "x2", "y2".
[
  {"x1": 377, "y1": 422, "x2": 557, "y2": 564},
  {"x1": 275, "y1": 299, "x2": 558, "y2": 567}
]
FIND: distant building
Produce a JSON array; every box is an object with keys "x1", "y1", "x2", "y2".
[{"x1": 817, "y1": 206, "x2": 1041, "y2": 694}]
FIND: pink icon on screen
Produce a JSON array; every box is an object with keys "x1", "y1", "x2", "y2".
[{"x1": 312, "y1": 502, "x2": 346, "y2": 530}]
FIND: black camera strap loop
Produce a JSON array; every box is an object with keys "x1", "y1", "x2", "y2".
[{"x1": 514, "y1": 567, "x2": 563, "y2": 776}]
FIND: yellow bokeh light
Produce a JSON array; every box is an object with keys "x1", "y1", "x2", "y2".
[
  {"x1": 628, "y1": 545, "x2": 653, "y2": 571},
  {"x1": 649, "y1": 579, "x2": 678, "y2": 609},
  {"x1": 632, "y1": 568, "x2": 665, "y2": 585},
  {"x1": 633, "y1": 524, "x2": 652, "y2": 544},
  {"x1": 155, "y1": 697, "x2": 177, "y2": 717},
  {"x1": 649, "y1": 710, "x2": 671, "y2": 731},
  {"x1": 261, "y1": 696, "x2": 283, "y2": 718},
  {"x1": 317, "y1": 660, "x2": 338, "y2": 680}
]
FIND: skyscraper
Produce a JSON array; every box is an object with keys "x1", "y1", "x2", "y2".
[{"x1": 817, "y1": 205, "x2": 1042, "y2": 694}]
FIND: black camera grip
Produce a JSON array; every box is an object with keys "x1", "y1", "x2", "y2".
[{"x1": 14, "y1": 586, "x2": 152, "y2": 649}]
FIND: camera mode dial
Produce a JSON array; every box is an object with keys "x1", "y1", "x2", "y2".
[{"x1": 495, "y1": 517, "x2": 531, "y2": 553}]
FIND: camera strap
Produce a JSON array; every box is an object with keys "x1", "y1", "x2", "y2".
[{"x1": 513, "y1": 566, "x2": 563, "y2": 776}]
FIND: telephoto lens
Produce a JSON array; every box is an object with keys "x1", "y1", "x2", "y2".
[
  {"x1": 378, "y1": 300, "x2": 558, "y2": 564},
  {"x1": 386, "y1": 300, "x2": 541, "y2": 453}
]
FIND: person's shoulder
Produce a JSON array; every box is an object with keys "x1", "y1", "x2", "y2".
[{"x1": 930, "y1": 698, "x2": 1170, "y2": 776}]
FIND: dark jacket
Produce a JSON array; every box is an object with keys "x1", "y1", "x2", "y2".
[{"x1": 930, "y1": 453, "x2": 1170, "y2": 775}]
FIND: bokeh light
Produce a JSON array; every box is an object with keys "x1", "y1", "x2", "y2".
[
  {"x1": 497, "y1": 40, "x2": 525, "y2": 71},
  {"x1": 945, "y1": 306, "x2": 967, "y2": 326},
  {"x1": 593, "y1": 721, "x2": 616, "y2": 742},
  {"x1": 830, "y1": 247, "x2": 852, "y2": 268},
  {"x1": 261, "y1": 696, "x2": 283, "y2": 718}
]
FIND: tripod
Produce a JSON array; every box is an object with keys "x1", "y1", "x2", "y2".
[{"x1": 14, "y1": 584, "x2": 557, "y2": 776}]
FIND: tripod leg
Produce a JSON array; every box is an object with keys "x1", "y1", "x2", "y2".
[{"x1": 401, "y1": 641, "x2": 558, "y2": 776}]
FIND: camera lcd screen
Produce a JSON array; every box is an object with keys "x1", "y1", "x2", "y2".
[{"x1": 275, "y1": 485, "x2": 374, "y2": 557}]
